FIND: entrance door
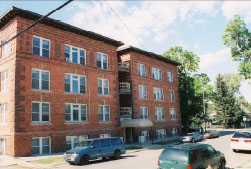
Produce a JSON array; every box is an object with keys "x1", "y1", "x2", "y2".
[
  {"x1": 125, "y1": 127, "x2": 133, "y2": 143},
  {"x1": 0, "y1": 139, "x2": 5, "y2": 155}
]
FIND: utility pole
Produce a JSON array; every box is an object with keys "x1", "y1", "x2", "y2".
[{"x1": 203, "y1": 89, "x2": 206, "y2": 132}]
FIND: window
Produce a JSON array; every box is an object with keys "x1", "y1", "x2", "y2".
[
  {"x1": 1, "y1": 71, "x2": 8, "y2": 92},
  {"x1": 140, "y1": 107, "x2": 148, "y2": 119},
  {"x1": 156, "y1": 129, "x2": 166, "y2": 139},
  {"x1": 64, "y1": 45, "x2": 86, "y2": 65},
  {"x1": 66, "y1": 135, "x2": 88, "y2": 150},
  {"x1": 169, "y1": 90, "x2": 175, "y2": 102},
  {"x1": 172, "y1": 128, "x2": 178, "y2": 136},
  {"x1": 0, "y1": 103, "x2": 7, "y2": 124},
  {"x1": 98, "y1": 79, "x2": 109, "y2": 95},
  {"x1": 32, "y1": 36, "x2": 50, "y2": 58},
  {"x1": 111, "y1": 138, "x2": 122, "y2": 145},
  {"x1": 154, "y1": 88, "x2": 164, "y2": 101},
  {"x1": 32, "y1": 137, "x2": 50, "y2": 155},
  {"x1": 152, "y1": 68, "x2": 162, "y2": 80},
  {"x1": 1, "y1": 40, "x2": 10, "y2": 58},
  {"x1": 190, "y1": 150, "x2": 200, "y2": 163},
  {"x1": 100, "y1": 139, "x2": 111, "y2": 147},
  {"x1": 92, "y1": 140, "x2": 100, "y2": 148},
  {"x1": 0, "y1": 139, "x2": 6, "y2": 155},
  {"x1": 139, "y1": 85, "x2": 147, "y2": 99},
  {"x1": 99, "y1": 105, "x2": 110, "y2": 122},
  {"x1": 64, "y1": 74, "x2": 86, "y2": 94},
  {"x1": 32, "y1": 69, "x2": 50, "y2": 91},
  {"x1": 32, "y1": 102, "x2": 50, "y2": 123},
  {"x1": 168, "y1": 72, "x2": 173, "y2": 83},
  {"x1": 142, "y1": 130, "x2": 150, "y2": 140},
  {"x1": 155, "y1": 107, "x2": 165, "y2": 121},
  {"x1": 97, "y1": 53, "x2": 108, "y2": 70},
  {"x1": 65, "y1": 104, "x2": 88, "y2": 122},
  {"x1": 100, "y1": 134, "x2": 111, "y2": 138},
  {"x1": 170, "y1": 108, "x2": 176, "y2": 120},
  {"x1": 138, "y1": 64, "x2": 146, "y2": 77}
]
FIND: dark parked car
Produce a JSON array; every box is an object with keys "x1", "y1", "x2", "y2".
[
  {"x1": 64, "y1": 137, "x2": 126, "y2": 165},
  {"x1": 204, "y1": 130, "x2": 220, "y2": 139},
  {"x1": 158, "y1": 143, "x2": 226, "y2": 169}
]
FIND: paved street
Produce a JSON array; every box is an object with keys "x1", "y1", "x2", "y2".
[{"x1": 55, "y1": 130, "x2": 251, "y2": 169}]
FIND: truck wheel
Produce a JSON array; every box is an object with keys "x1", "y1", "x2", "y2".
[
  {"x1": 114, "y1": 150, "x2": 121, "y2": 160},
  {"x1": 80, "y1": 155, "x2": 89, "y2": 165},
  {"x1": 220, "y1": 161, "x2": 226, "y2": 169}
]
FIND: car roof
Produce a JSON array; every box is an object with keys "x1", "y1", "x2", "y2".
[{"x1": 166, "y1": 143, "x2": 209, "y2": 151}]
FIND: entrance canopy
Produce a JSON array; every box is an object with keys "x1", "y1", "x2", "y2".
[{"x1": 121, "y1": 119, "x2": 153, "y2": 128}]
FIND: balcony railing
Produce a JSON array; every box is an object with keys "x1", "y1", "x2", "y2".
[
  {"x1": 119, "y1": 82, "x2": 131, "y2": 94},
  {"x1": 118, "y1": 62, "x2": 130, "y2": 72},
  {"x1": 120, "y1": 107, "x2": 132, "y2": 119}
]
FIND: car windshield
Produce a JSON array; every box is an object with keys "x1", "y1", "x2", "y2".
[
  {"x1": 187, "y1": 133, "x2": 194, "y2": 136},
  {"x1": 159, "y1": 148, "x2": 188, "y2": 164},
  {"x1": 75, "y1": 141, "x2": 92, "y2": 148},
  {"x1": 233, "y1": 132, "x2": 251, "y2": 138}
]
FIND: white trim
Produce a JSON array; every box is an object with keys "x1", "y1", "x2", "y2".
[
  {"x1": 64, "y1": 73, "x2": 87, "y2": 94},
  {"x1": 98, "y1": 105, "x2": 110, "y2": 122},
  {"x1": 32, "y1": 69, "x2": 50, "y2": 91},
  {"x1": 64, "y1": 44, "x2": 86, "y2": 65},
  {"x1": 32, "y1": 35, "x2": 51, "y2": 58},
  {"x1": 153, "y1": 87, "x2": 164, "y2": 101},
  {"x1": 97, "y1": 52, "x2": 109, "y2": 70},
  {"x1": 139, "y1": 85, "x2": 147, "y2": 100},
  {"x1": 65, "y1": 103, "x2": 88, "y2": 122},
  {"x1": 98, "y1": 78, "x2": 109, "y2": 95},
  {"x1": 32, "y1": 137, "x2": 51, "y2": 155},
  {"x1": 31, "y1": 102, "x2": 50, "y2": 123}
]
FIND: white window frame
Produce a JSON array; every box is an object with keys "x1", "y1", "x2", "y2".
[
  {"x1": 1, "y1": 71, "x2": 8, "y2": 92},
  {"x1": 100, "y1": 134, "x2": 111, "y2": 138},
  {"x1": 1, "y1": 39, "x2": 10, "y2": 59},
  {"x1": 66, "y1": 135, "x2": 88, "y2": 150},
  {"x1": 168, "y1": 72, "x2": 173, "y2": 83},
  {"x1": 0, "y1": 138, "x2": 6, "y2": 155},
  {"x1": 142, "y1": 130, "x2": 150, "y2": 140},
  {"x1": 170, "y1": 108, "x2": 176, "y2": 120},
  {"x1": 139, "y1": 85, "x2": 147, "y2": 100},
  {"x1": 156, "y1": 129, "x2": 166, "y2": 139},
  {"x1": 32, "y1": 137, "x2": 51, "y2": 155},
  {"x1": 32, "y1": 35, "x2": 51, "y2": 58},
  {"x1": 154, "y1": 88, "x2": 164, "y2": 101},
  {"x1": 138, "y1": 64, "x2": 146, "y2": 77},
  {"x1": 97, "y1": 52, "x2": 108, "y2": 70},
  {"x1": 155, "y1": 107, "x2": 165, "y2": 121},
  {"x1": 169, "y1": 90, "x2": 175, "y2": 102},
  {"x1": 0, "y1": 103, "x2": 7, "y2": 124},
  {"x1": 98, "y1": 78, "x2": 109, "y2": 95},
  {"x1": 65, "y1": 103, "x2": 88, "y2": 123},
  {"x1": 64, "y1": 44, "x2": 86, "y2": 65},
  {"x1": 31, "y1": 102, "x2": 50, "y2": 123},
  {"x1": 140, "y1": 107, "x2": 148, "y2": 119},
  {"x1": 99, "y1": 105, "x2": 110, "y2": 122},
  {"x1": 32, "y1": 69, "x2": 50, "y2": 91},
  {"x1": 64, "y1": 73, "x2": 87, "y2": 94},
  {"x1": 152, "y1": 68, "x2": 162, "y2": 81}
]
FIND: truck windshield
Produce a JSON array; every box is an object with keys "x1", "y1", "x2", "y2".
[{"x1": 76, "y1": 141, "x2": 92, "y2": 148}]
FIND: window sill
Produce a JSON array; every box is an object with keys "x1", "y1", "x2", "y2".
[
  {"x1": 64, "y1": 92, "x2": 87, "y2": 95},
  {"x1": 98, "y1": 94, "x2": 110, "y2": 97},
  {"x1": 99, "y1": 121, "x2": 112, "y2": 124},
  {"x1": 65, "y1": 61, "x2": 86, "y2": 66},
  {"x1": 154, "y1": 100, "x2": 164, "y2": 102},
  {"x1": 32, "y1": 89, "x2": 51, "y2": 92},
  {"x1": 97, "y1": 68, "x2": 109, "y2": 71},
  {"x1": 65, "y1": 121, "x2": 89, "y2": 124},
  {"x1": 31, "y1": 122, "x2": 51, "y2": 125},
  {"x1": 171, "y1": 119, "x2": 177, "y2": 121},
  {"x1": 155, "y1": 120, "x2": 166, "y2": 122},
  {"x1": 139, "y1": 98, "x2": 148, "y2": 100},
  {"x1": 33, "y1": 54, "x2": 50, "y2": 59}
]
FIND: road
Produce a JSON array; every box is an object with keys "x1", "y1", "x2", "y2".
[{"x1": 56, "y1": 130, "x2": 251, "y2": 169}]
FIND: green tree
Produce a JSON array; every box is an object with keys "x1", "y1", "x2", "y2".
[
  {"x1": 163, "y1": 47, "x2": 206, "y2": 127},
  {"x1": 212, "y1": 74, "x2": 245, "y2": 127},
  {"x1": 222, "y1": 73, "x2": 243, "y2": 93},
  {"x1": 222, "y1": 15, "x2": 251, "y2": 79}
]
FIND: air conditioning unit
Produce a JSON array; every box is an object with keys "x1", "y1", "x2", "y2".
[{"x1": 65, "y1": 58, "x2": 71, "y2": 62}]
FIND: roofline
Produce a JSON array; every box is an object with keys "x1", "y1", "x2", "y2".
[
  {"x1": 117, "y1": 46, "x2": 181, "y2": 66},
  {"x1": 0, "y1": 6, "x2": 124, "y2": 47}
]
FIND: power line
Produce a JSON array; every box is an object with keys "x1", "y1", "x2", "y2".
[{"x1": 0, "y1": 0, "x2": 74, "y2": 48}]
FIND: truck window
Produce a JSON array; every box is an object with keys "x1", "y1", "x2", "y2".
[
  {"x1": 92, "y1": 140, "x2": 100, "y2": 148},
  {"x1": 100, "y1": 139, "x2": 111, "y2": 147},
  {"x1": 190, "y1": 150, "x2": 200, "y2": 163},
  {"x1": 111, "y1": 138, "x2": 122, "y2": 145}
]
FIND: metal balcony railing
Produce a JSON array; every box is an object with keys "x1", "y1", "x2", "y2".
[
  {"x1": 118, "y1": 62, "x2": 130, "y2": 72},
  {"x1": 120, "y1": 107, "x2": 132, "y2": 119},
  {"x1": 119, "y1": 82, "x2": 131, "y2": 94}
]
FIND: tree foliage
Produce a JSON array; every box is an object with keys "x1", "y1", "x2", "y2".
[
  {"x1": 222, "y1": 73, "x2": 243, "y2": 93},
  {"x1": 222, "y1": 15, "x2": 251, "y2": 79}
]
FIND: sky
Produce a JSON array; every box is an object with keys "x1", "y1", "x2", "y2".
[{"x1": 0, "y1": 0, "x2": 250, "y2": 102}]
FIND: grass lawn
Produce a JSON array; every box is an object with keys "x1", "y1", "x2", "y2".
[{"x1": 30, "y1": 156, "x2": 64, "y2": 165}]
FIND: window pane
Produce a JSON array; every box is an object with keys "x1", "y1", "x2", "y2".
[
  {"x1": 32, "y1": 147, "x2": 39, "y2": 154},
  {"x1": 80, "y1": 77, "x2": 86, "y2": 94},
  {"x1": 33, "y1": 37, "x2": 40, "y2": 47},
  {"x1": 72, "y1": 79, "x2": 78, "y2": 93},
  {"x1": 103, "y1": 62, "x2": 108, "y2": 70},
  {"x1": 42, "y1": 80, "x2": 49, "y2": 90},
  {"x1": 32, "y1": 103, "x2": 39, "y2": 112},
  {"x1": 72, "y1": 48, "x2": 78, "y2": 64},
  {"x1": 42, "y1": 146, "x2": 50, "y2": 154},
  {"x1": 32, "y1": 139, "x2": 39, "y2": 147},
  {"x1": 42, "y1": 72, "x2": 49, "y2": 81},
  {"x1": 97, "y1": 53, "x2": 101, "y2": 61},
  {"x1": 104, "y1": 88, "x2": 109, "y2": 95},
  {"x1": 42, "y1": 104, "x2": 49, "y2": 121},
  {"x1": 65, "y1": 104, "x2": 71, "y2": 121},
  {"x1": 42, "y1": 49, "x2": 49, "y2": 58},
  {"x1": 32, "y1": 79, "x2": 39, "y2": 89},
  {"x1": 98, "y1": 87, "x2": 103, "y2": 94},
  {"x1": 80, "y1": 50, "x2": 85, "y2": 65},
  {"x1": 73, "y1": 109, "x2": 79, "y2": 121},
  {"x1": 65, "y1": 46, "x2": 70, "y2": 56},
  {"x1": 97, "y1": 61, "x2": 102, "y2": 68},
  {"x1": 81, "y1": 106, "x2": 87, "y2": 121},
  {"x1": 42, "y1": 40, "x2": 49, "y2": 49}
]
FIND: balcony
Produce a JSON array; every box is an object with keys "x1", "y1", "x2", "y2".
[
  {"x1": 118, "y1": 62, "x2": 130, "y2": 72},
  {"x1": 119, "y1": 82, "x2": 131, "y2": 94},
  {"x1": 120, "y1": 107, "x2": 132, "y2": 119}
]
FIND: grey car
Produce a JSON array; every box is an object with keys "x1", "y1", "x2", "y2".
[
  {"x1": 204, "y1": 130, "x2": 220, "y2": 139},
  {"x1": 182, "y1": 132, "x2": 203, "y2": 143}
]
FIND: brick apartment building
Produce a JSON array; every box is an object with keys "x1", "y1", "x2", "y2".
[{"x1": 0, "y1": 7, "x2": 181, "y2": 157}]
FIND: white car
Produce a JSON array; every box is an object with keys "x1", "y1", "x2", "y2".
[
  {"x1": 182, "y1": 132, "x2": 203, "y2": 143},
  {"x1": 231, "y1": 130, "x2": 251, "y2": 152}
]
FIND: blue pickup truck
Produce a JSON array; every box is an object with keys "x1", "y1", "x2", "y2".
[{"x1": 64, "y1": 137, "x2": 126, "y2": 165}]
